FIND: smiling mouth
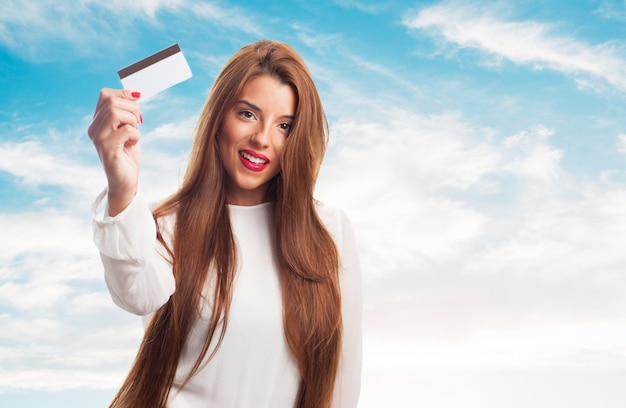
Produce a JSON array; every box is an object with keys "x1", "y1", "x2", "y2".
[{"x1": 239, "y1": 150, "x2": 269, "y2": 165}]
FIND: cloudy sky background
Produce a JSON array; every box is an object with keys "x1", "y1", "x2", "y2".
[{"x1": 2, "y1": 0, "x2": 626, "y2": 406}]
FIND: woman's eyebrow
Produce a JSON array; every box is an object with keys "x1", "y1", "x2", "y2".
[
  {"x1": 236, "y1": 99, "x2": 261, "y2": 112},
  {"x1": 236, "y1": 99, "x2": 295, "y2": 120}
]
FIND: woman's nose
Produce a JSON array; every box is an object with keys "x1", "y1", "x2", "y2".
[{"x1": 250, "y1": 124, "x2": 271, "y2": 148}]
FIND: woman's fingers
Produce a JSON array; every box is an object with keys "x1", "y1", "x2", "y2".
[
  {"x1": 89, "y1": 89, "x2": 142, "y2": 138},
  {"x1": 88, "y1": 88, "x2": 142, "y2": 157},
  {"x1": 91, "y1": 107, "x2": 140, "y2": 142}
]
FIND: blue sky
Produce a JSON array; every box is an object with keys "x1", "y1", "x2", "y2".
[{"x1": 2, "y1": 0, "x2": 626, "y2": 407}]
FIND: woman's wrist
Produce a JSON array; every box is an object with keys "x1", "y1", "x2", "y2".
[{"x1": 107, "y1": 186, "x2": 137, "y2": 217}]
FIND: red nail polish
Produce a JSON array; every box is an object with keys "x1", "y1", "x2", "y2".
[
  {"x1": 131, "y1": 91, "x2": 141, "y2": 98},
  {"x1": 140, "y1": 115, "x2": 143, "y2": 124}
]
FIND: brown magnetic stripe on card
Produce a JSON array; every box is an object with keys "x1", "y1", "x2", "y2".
[{"x1": 118, "y1": 44, "x2": 182, "y2": 79}]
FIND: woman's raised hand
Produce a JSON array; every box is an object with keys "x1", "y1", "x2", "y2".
[{"x1": 88, "y1": 89, "x2": 143, "y2": 216}]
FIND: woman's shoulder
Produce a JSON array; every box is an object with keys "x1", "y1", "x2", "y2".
[
  {"x1": 314, "y1": 200, "x2": 353, "y2": 246},
  {"x1": 315, "y1": 199, "x2": 343, "y2": 223}
]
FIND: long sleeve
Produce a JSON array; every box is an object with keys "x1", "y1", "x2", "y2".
[
  {"x1": 92, "y1": 188, "x2": 175, "y2": 316},
  {"x1": 317, "y1": 205, "x2": 363, "y2": 408}
]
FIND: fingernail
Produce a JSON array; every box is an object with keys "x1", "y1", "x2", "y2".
[
  {"x1": 131, "y1": 91, "x2": 141, "y2": 98},
  {"x1": 140, "y1": 115, "x2": 143, "y2": 124}
]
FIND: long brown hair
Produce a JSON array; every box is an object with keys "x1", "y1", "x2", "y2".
[{"x1": 109, "y1": 40, "x2": 342, "y2": 408}]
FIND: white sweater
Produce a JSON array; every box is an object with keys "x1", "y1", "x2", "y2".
[{"x1": 92, "y1": 189, "x2": 362, "y2": 407}]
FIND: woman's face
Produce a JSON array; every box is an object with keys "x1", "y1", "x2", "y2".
[{"x1": 218, "y1": 74, "x2": 296, "y2": 206}]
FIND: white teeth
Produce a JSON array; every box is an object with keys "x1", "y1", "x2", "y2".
[{"x1": 241, "y1": 151, "x2": 268, "y2": 165}]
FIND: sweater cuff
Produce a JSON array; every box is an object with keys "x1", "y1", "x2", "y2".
[{"x1": 91, "y1": 187, "x2": 157, "y2": 262}]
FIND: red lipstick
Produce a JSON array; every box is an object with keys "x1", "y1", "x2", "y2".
[{"x1": 239, "y1": 149, "x2": 269, "y2": 172}]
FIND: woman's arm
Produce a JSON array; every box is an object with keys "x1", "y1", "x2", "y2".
[
  {"x1": 88, "y1": 88, "x2": 175, "y2": 315},
  {"x1": 92, "y1": 188, "x2": 175, "y2": 315},
  {"x1": 329, "y1": 208, "x2": 363, "y2": 407}
]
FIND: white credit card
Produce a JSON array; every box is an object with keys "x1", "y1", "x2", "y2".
[{"x1": 118, "y1": 44, "x2": 192, "y2": 101}]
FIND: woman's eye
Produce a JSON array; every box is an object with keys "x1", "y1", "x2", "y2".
[
  {"x1": 239, "y1": 110, "x2": 255, "y2": 119},
  {"x1": 279, "y1": 123, "x2": 292, "y2": 132}
]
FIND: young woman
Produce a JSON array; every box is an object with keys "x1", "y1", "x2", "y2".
[{"x1": 89, "y1": 40, "x2": 362, "y2": 408}]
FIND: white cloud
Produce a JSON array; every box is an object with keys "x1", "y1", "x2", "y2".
[
  {"x1": 0, "y1": 117, "x2": 193, "y2": 208},
  {"x1": 0, "y1": 141, "x2": 104, "y2": 201},
  {"x1": 0, "y1": 281, "x2": 73, "y2": 311},
  {"x1": 142, "y1": 115, "x2": 197, "y2": 142},
  {"x1": 594, "y1": 1, "x2": 626, "y2": 22},
  {"x1": 0, "y1": 320, "x2": 143, "y2": 391},
  {"x1": 345, "y1": 53, "x2": 425, "y2": 97},
  {"x1": 0, "y1": 207, "x2": 109, "y2": 315},
  {"x1": 317, "y1": 109, "x2": 499, "y2": 280},
  {"x1": 464, "y1": 186, "x2": 626, "y2": 282},
  {"x1": 0, "y1": 0, "x2": 261, "y2": 61},
  {"x1": 404, "y1": 1, "x2": 626, "y2": 91},
  {"x1": 0, "y1": 368, "x2": 120, "y2": 391},
  {"x1": 0, "y1": 315, "x2": 64, "y2": 342},
  {"x1": 0, "y1": 124, "x2": 179, "y2": 392},
  {"x1": 318, "y1": 108, "x2": 571, "y2": 283},
  {"x1": 364, "y1": 318, "x2": 626, "y2": 371},
  {"x1": 332, "y1": 0, "x2": 388, "y2": 14},
  {"x1": 0, "y1": 1, "x2": 127, "y2": 59},
  {"x1": 501, "y1": 126, "x2": 564, "y2": 185},
  {"x1": 326, "y1": 110, "x2": 501, "y2": 193},
  {"x1": 617, "y1": 133, "x2": 626, "y2": 154},
  {"x1": 359, "y1": 319, "x2": 626, "y2": 407},
  {"x1": 296, "y1": 31, "x2": 346, "y2": 55},
  {"x1": 92, "y1": 0, "x2": 186, "y2": 18},
  {"x1": 314, "y1": 98, "x2": 626, "y2": 393},
  {"x1": 191, "y1": 2, "x2": 264, "y2": 37},
  {"x1": 0, "y1": 212, "x2": 94, "y2": 261},
  {"x1": 70, "y1": 291, "x2": 116, "y2": 315}
]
